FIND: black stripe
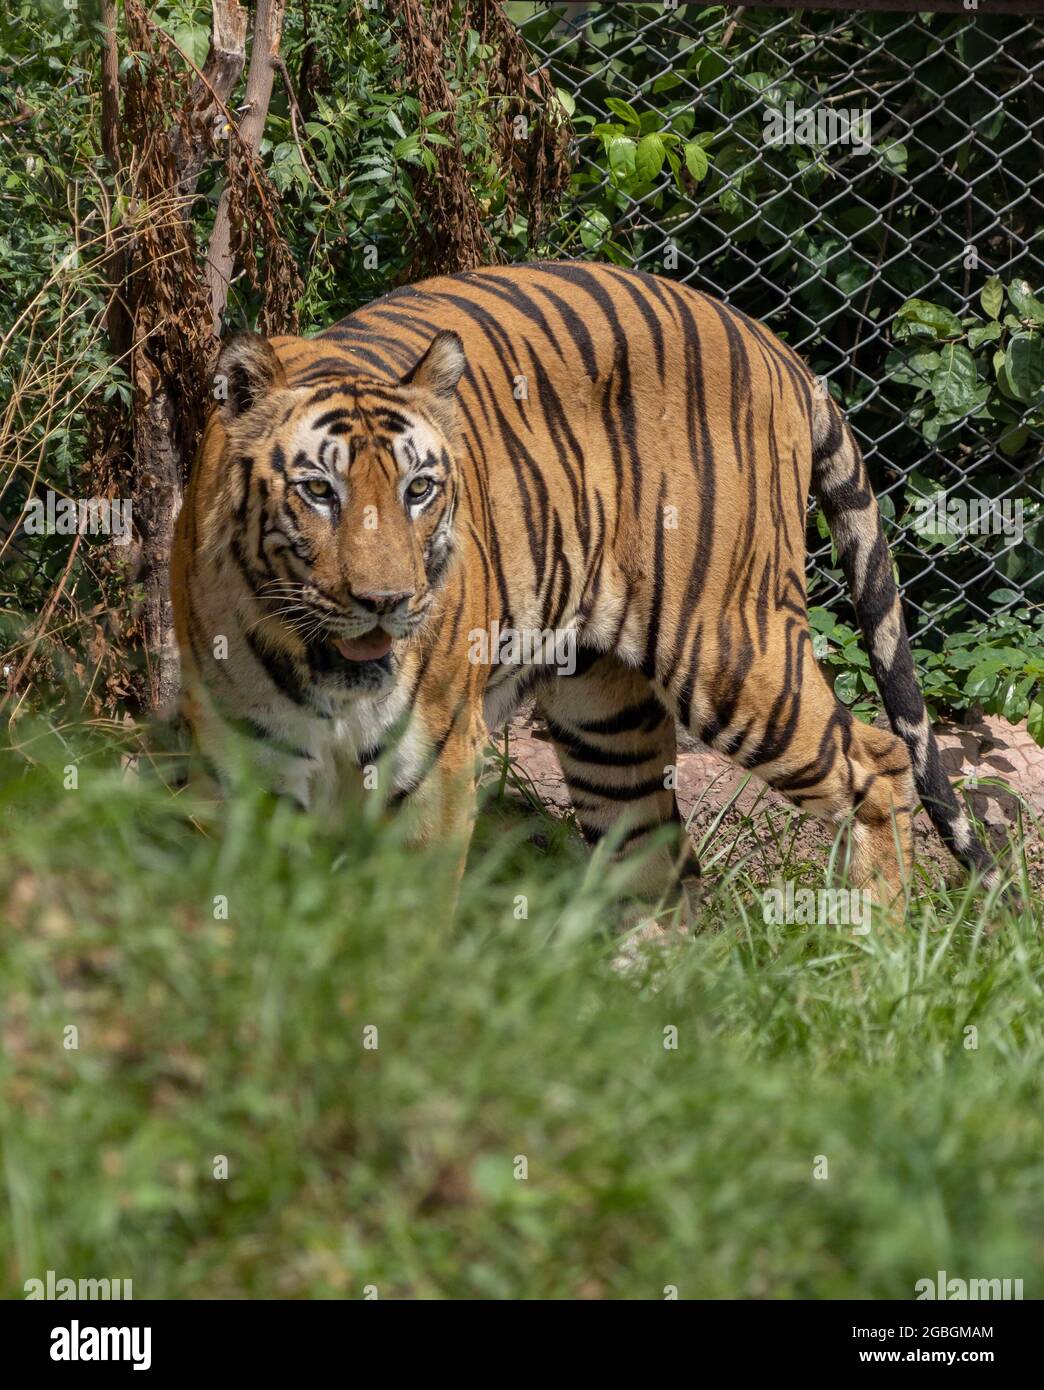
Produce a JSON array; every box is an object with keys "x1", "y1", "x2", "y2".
[
  {"x1": 244, "y1": 629, "x2": 310, "y2": 708},
  {"x1": 642, "y1": 473, "x2": 668, "y2": 678},
  {"x1": 566, "y1": 772, "x2": 668, "y2": 802},
  {"x1": 577, "y1": 695, "x2": 666, "y2": 736},
  {"x1": 544, "y1": 716, "x2": 663, "y2": 768},
  {"x1": 601, "y1": 263, "x2": 668, "y2": 384}
]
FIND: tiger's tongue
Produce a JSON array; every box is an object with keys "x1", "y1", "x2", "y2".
[{"x1": 334, "y1": 630, "x2": 392, "y2": 662}]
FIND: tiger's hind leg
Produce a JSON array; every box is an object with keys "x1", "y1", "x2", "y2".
[
  {"x1": 671, "y1": 635, "x2": 915, "y2": 905},
  {"x1": 533, "y1": 652, "x2": 698, "y2": 914},
  {"x1": 764, "y1": 699, "x2": 916, "y2": 905}
]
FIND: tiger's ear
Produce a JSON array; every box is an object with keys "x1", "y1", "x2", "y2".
[
  {"x1": 213, "y1": 333, "x2": 287, "y2": 423},
  {"x1": 400, "y1": 331, "x2": 466, "y2": 431}
]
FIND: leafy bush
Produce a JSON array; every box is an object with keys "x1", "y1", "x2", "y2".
[
  {"x1": 0, "y1": 1, "x2": 132, "y2": 700},
  {"x1": 890, "y1": 277, "x2": 1044, "y2": 448},
  {"x1": 811, "y1": 604, "x2": 1044, "y2": 741},
  {"x1": 521, "y1": 2, "x2": 1044, "y2": 736}
]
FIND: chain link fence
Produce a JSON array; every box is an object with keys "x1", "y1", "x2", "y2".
[{"x1": 512, "y1": 2, "x2": 1044, "y2": 652}]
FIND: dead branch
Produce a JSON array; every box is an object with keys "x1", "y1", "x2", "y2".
[
  {"x1": 390, "y1": 0, "x2": 572, "y2": 278},
  {"x1": 273, "y1": 53, "x2": 318, "y2": 190}
]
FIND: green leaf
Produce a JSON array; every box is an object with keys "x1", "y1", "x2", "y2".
[
  {"x1": 683, "y1": 142, "x2": 709, "y2": 181},
  {"x1": 743, "y1": 71, "x2": 784, "y2": 107},
  {"x1": 1007, "y1": 279, "x2": 1044, "y2": 326},
  {"x1": 555, "y1": 87, "x2": 576, "y2": 119},
  {"x1": 807, "y1": 607, "x2": 837, "y2": 635},
  {"x1": 999, "y1": 426, "x2": 1029, "y2": 457},
  {"x1": 886, "y1": 348, "x2": 939, "y2": 389},
  {"x1": 604, "y1": 98, "x2": 641, "y2": 130},
  {"x1": 651, "y1": 72, "x2": 683, "y2": 95},
  {"x1": 834, "y1": 667, "x2": 856, "y2": 706},
  {"x1": 1006, "y1": 332, "x2": 1044, "y2": 404},
  {"x1": 998, "y1": 677, "x2": 1028, "y2": 721},
  {"x1": 965, "y1": 658, "x2": 1008, "y2": 700},
  {"x1": 607, "y1": 136, "x2": 637, "y2": 182},
  {"x1": 893, "y1": 298, "x2": 964, "y2": 343},
  {"x1": 967, "y1": 320, "x2": 1002, "y2": 351},
  {"x1": 719, "y1": 182, "x2": 743, "y2": 217},
  {"x1": 930, "y1": 343, "x2": 984, "y2": 419},
  {"x1": 980, "y1": 275, "x2": 1004, "y2": 320},
  {"x1": 665, "y1": 146, "x2": 683, "y2": 191},
  {"x1": 634, "y1": 133, "x2": 666, "y2": 183},
  {"x1": 699, "y1": 51, "x2": 728, "y2": 85},
  {"x1": 833, "y1": 669, "x2": 859, "y2": 705},
  {"x1": 638, "y1": 110, "x2": 665, "y2": 136},
  {"x1": 1028, "y1": 699, "x2": 1044, "y2": 746},
  {"x1": 880, "y1": 139, "x2": 908, "y2": 174},
  {"x1": 578, "y1": 209, "x2": 611, "y2": 251},
  {"x1": 172, "y1": 22, "x2": 211, "y2": 68}
]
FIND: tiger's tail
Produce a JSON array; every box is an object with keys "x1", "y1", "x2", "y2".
[{"x1": 810, "y1": 392, "x2": 998, "y2": 886}]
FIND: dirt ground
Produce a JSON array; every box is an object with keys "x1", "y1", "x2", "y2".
[{"x1": 504, "y1": 704, "x2": 1044, "y2": 892}]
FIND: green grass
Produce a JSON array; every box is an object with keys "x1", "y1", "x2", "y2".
[{"x1": 1, "y1": 718, "x2": 1042, "y2": 1300}]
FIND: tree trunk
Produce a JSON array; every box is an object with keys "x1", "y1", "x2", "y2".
[
  {"x1": 117, "y1": 0, "x2": 251, "y2": 712},
  {"x1": 205, "y1": 0, "x2": 288, "y2": 336},
  {"x1": 169, "y1": 0, "x2": 250, "y2": 193},
  {"x1": 134, "y1": 384, "x2": 184, "y2": 712}
]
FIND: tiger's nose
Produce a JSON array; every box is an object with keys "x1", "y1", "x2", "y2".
[{"x1": 352, "y1": 589, "x2": 414, "y2": 615}]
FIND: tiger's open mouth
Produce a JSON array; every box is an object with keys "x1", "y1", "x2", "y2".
[
  {"x1": 304, "y1": 627, "x2": 395, "y2": 689},
  {"x1": 332, "y1": 630, "x2": 393, "y2": 663}
]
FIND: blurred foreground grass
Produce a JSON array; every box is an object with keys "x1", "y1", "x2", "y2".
[{"x1": 1, "y1": 719, "x2": 1042, "y2": 1299}]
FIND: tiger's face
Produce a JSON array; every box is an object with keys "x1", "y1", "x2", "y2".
[{"x1": 209, "y1": 330, "x2": 466, "y2": 693}]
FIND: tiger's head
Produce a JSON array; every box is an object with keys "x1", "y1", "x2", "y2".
[{"x1": 207, "y1": 329, "x2": 466, "y2": 693}]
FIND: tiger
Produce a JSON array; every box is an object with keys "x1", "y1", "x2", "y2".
[{"x1": 171, "y1": 260, "x2": 997, "y2": 912}]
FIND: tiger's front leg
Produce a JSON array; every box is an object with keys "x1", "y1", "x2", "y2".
[{"x1": 396, "y1": 698, "x2": 485, "y2": 909}]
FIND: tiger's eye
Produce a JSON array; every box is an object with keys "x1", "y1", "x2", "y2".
[
  {"x1": 304, "y1": 478, "x2": 333, "y2": 500},
  {"x1": 406, "y1": 477, "x2": 433, "y2": 501}
]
